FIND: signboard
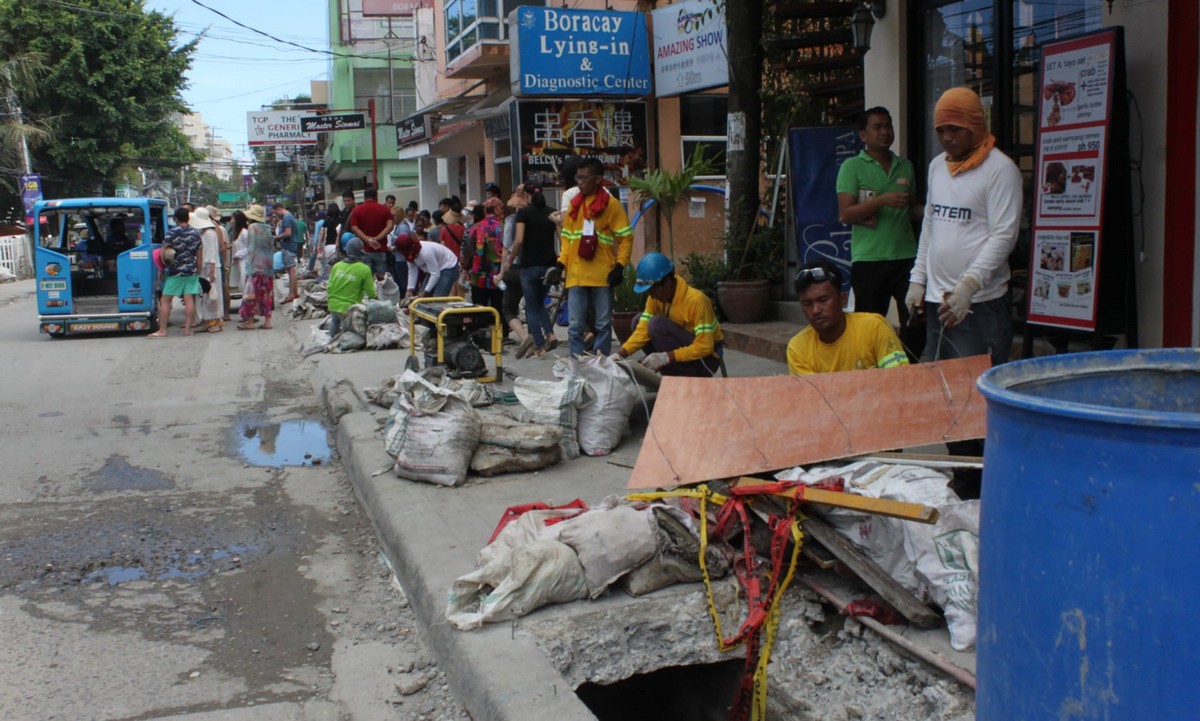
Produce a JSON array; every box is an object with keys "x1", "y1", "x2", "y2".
[
  {"x1": 21, "y1": 174, "x2": 42, "y2": 225},
  {"x1": 361, "y1": 0, "x2": 431, "y2": 16},
  {"x1": 510, "y1": 7, "x2": 651, "y2": 97},
  {"x1": 395, "y1": 113, "x2": 432, "y2": 147},
  {"x1": 788, "y1": 126, "x2": 862, "y2": 293},
  {"x1": 247, "y1": 110, "x2": 317, "y2": 147},
  {"x1": 652, "y1": 0, "x2": 728, "y2": 97},
  {"x1": 511, "y1": 100, "x2": 647, "y2": 188},
  {"x1": 301, "y1": 113, "x2": 366, "y2": 132},
  {"x1": 1027, "y1": 30, "x2": 1119, "y2": 331}
]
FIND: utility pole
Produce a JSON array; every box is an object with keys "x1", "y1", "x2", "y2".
[{"x1": 726, "y1": 0, "x2": 764, "y2": 232}]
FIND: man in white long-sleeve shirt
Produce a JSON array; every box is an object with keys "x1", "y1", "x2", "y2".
[
  {"x1": 906, "y1": 86, "x2": 1022, "y2": 366},
  {"x1": 394, "y1": 235, "x2": 461, "y2": 298}
]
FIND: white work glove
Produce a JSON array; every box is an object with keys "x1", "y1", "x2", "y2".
[
  {"x1": 904, "y1": 282, "x2": 926, "y2": 316},
  {"x1": 940, "y1": 276, "x2": 982, "y2": 326},
  {"x1": 641, "y1": 351, "x2": 670, "y2": 372},
  {"x1": 608, "y1": 352, "x2": 624, "y2": 362}
]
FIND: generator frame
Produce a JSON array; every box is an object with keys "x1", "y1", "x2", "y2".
[{"x1": 407, "y1": 296, "x2": 503, "y2": 383}]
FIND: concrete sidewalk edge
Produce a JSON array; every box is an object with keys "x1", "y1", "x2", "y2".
[{"x1": 331, "y1": 402, "x2": 596, "y2": 721}]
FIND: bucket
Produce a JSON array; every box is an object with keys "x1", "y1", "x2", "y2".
[{"x1": 975, "y1": 349, "x2": 1200, "y2": 720}]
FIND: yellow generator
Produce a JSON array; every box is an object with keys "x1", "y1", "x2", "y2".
[{"x1": 406, "y1": 297, "x2": 503, "y2": 383}]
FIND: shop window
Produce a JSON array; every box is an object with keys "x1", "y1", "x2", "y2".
[{"x1": 680, "y1": 95, "x2": 728, "y2": 178}]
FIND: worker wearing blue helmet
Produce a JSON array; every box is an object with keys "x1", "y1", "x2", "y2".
[{"x1": 611, "y1": 252, "x2": 724, "y2": 377}]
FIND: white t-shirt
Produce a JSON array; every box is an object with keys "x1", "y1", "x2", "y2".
[
  {"x1": 912, "y1": 149, "x2": 1023, "y2": 303},
  {"x1": 560, "y1": 186, "x2": 580, "y2": 214},
  {"x1": 407, "y1": 241, "x2": 460, "y2": 293}
]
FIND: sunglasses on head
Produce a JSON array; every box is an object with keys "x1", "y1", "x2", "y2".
[{"x1": 795, "y1": 267, "x2": 834, "y2": 284}]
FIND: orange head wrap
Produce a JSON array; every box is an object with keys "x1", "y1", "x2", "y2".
[{"x1": 934, "y1": 87, "x2": 995, "y2": 175}]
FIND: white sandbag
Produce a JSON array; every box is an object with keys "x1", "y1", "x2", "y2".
[
  {"x1": 366, "y1": 322, "x2": 407, "y2": 350},
  {"x1": 376, "y1": 273, "x2": 401, "y2": 306},
  {"x1": 301, "y1": 323, "x2": 332, "y2": 357},
  {"x1": 554, "y1": 355, "x2": 639, "y2": 456},
  {"x1": 513, "y1": 376, "x2": 591, "y2": 460},
  {"x1": 782, "y1": 461, "x2": 958, "y2": 596},
  {"x1": 906, "y1": 501, "x2": 980, "y2": 651},
  {"x1": 557, "y1": 504, "x2": 659, "y2": 598},
  {"x1": 470, "y1": 444, "x2": 561, "y2": 476},
  {"x1": 479, "y1": 416, "x2": 562, "y2": 453},
  {"x1": 384, "y1": 379, "x2": 481, "y2": 487},
  {"x1": 476, "y1": 509, "x2": 580, "y2": 569},
  {"x1": 445, "y1": 539, "x2": 588, "y2": 631}
]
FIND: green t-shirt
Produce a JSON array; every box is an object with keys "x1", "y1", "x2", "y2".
[
  {"x1": 326, "y1": 259, "x2": 377, "y2": 314},
  {"x1": 835, "y1": 150, "x2": 917, "y2": 262}
]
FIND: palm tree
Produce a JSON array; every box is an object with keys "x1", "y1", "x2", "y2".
[
  {"x1": 0, "y1": 32, "x2": 53, "y2": 181},
  {"x1": 629, "y1": 144, "x2": 717, "y2": 259}
]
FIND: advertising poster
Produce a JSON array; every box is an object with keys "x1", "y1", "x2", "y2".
[
  {"x1": 1027, "y1": 30, "x2": 1117, "y2": 330},
  {"x1": 510, "y1": 7, "x2": 651, "y2": 97},
  {"x1": 21, "y1": 174, "x2": 42, "y2": 225},
  {"x1": 787, "y1": 126, "x2": 862, "y2": 293},
  {"x1": 511, "y1": 100, "x2": 647, "y2": 188},
  {"x1": 652, "y1": 0, "x2": 727, "y2": 97}
]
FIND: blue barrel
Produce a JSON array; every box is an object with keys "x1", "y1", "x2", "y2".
[{"x1": 975, "y1": 349, "x2": 1200, "y2": 720}]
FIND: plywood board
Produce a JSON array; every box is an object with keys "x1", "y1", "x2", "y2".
[{"x1": 626, "y1": 355, "x2": 991, "y2": 490}]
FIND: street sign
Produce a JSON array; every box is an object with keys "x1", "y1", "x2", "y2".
[
  {"x1": 301, "y1": 114, "x2": 367, "y2": 133},
  {"x1": 247, "y1": 110, "x2": 317, "y2": 147}
]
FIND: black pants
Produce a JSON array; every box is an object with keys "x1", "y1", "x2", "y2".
[{"x1": 851, "y1": 258, "x2": 925, "y2": 362}]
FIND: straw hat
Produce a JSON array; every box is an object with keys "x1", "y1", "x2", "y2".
[
  {"x1": 245, "y1": 204, "x2": 266, "y2": 223},
  {"x1": 190, "y1": 207, "x2": 215, "y2": 230}
]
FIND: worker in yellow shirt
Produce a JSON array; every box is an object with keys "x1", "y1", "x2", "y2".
[
  {"x1": 786, "y1": 263, "x2": 909, "y2": 375},
  {"x1": 611, "y1": 253, "x2": 724, "y2": 377},
  {"x1": 543, "y1": 157, "x2": 633, "y2": 357}
]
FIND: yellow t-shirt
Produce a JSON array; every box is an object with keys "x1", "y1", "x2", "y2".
[{"x1": 786, "y1": 312, "x2": 909, "y2": 375}]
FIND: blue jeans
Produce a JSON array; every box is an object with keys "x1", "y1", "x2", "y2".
[
  {"x1": 328, "y1": 311, "x2": 344, "y2": 337},
  {"x1": 921, "y1": 293, "x2": 1012, "y2": 365},
  {"x1": 431, "y1": 267, "x2": 458, "y2": 297},
  {"x1": 567, "y1": 285, "x2": 613, "y2": 356},
  {"x1": 391, "y1": 253, "x2": 408, "y2": 287},
  {"x1": 521, "y1": 266, "x2": 553, "y2": 348}
]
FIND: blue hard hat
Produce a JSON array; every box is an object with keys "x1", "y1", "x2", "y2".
[
  {"x1": 634, "y1": 252, "x2": 674, "y2": 293},
  {"x1": 341, "y1": 232, "x2": 355, "y2": 248}
]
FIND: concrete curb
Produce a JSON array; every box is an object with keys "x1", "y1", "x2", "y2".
[{"x1": 330, "y1": 400, "x2": 596, "y2": 721}]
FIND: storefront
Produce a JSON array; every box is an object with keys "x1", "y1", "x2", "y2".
[{"x1": 865, "y1": 0, "x2": 1197, "y2": 347}]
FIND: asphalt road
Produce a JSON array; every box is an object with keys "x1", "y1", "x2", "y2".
[{"x1": 0, "y1": 281, "x2": 468, "y2": 721}]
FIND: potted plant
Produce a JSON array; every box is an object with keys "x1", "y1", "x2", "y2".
[
  {"x1": 714, "y1": 203, "x2": 785, "y2": 323},
  {"x1": 611, "y1": 263, "x2": 642, "y2": 343},
  {"x1": 628, "y1": 144, "x2": 717, "y2": 258}
]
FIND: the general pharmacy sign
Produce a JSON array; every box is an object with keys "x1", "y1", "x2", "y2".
[{"x1": 510, "y1": 7, "x2": 651, "y2": 97}]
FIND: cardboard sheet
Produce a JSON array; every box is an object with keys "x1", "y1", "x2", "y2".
[{"x1": 626, "y1": 355, "x2": 991, "y2": 490}]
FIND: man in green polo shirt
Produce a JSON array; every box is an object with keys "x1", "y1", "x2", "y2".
[{"x1": 836, "y1": 106, "x2": 923, "y2": 358}]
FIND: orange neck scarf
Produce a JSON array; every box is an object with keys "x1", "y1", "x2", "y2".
[{"x1": 946, "y1": 133, "x2": 996, "y2": 176}]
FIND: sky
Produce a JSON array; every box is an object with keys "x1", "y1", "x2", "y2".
[{"x1": 145, "y1": 0, "x2": 331, "y2": 164}]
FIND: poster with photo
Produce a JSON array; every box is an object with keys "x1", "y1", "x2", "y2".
[
  {"x1": 1028, "y1": 30, "x2": 1117, "y2": 331},
  {"x1": 1028, "y1": 229, "x2": 1097, "y2": 322}
]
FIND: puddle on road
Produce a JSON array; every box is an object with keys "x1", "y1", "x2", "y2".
[
  {"x1": 232, "y1": 415, "x2": 331, "y2": 467},
  {"x1": 82, "y1": 543, "x2": 258, "y2": 586},
  {"x1": 85, "y1": 455, "x2": 175, "y2": 492}
]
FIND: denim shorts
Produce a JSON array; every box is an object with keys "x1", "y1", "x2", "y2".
[{"x1": 280, "y1": 250, "x2": 297, "y2": 269}]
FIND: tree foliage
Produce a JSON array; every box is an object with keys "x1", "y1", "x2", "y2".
[{"x1": 0, "y1": 0, "x2": 201, "y2": 197}]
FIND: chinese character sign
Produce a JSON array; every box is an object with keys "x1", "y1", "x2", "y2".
[
  {"x1": 513, "y1": 100, "x2": 647, "y2": 188},
  {"x1": 511, "y1": 7, "x2": 651, "y2": 97}
]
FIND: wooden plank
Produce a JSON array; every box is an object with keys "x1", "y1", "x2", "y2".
[
  {"x1": 851, "y1": 452, "x2": 985, "y2": 469},
  {"x1": 800, "y1": 515, "x2": 942, "y2": 629},
  {"x1": 733, "y1": 477, "x2": 939, "y2": 524},
  {"x1": 627, "y1": 355, "x2": 991, "y2": 490}
]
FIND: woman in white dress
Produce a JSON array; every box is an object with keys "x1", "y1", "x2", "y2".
[{"x1": 191, "y1": 207, "x2": 225, "y2": 332}]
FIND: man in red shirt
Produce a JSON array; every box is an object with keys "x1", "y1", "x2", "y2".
[{"x1": 348, "y1": 187, "x2": 394, "y2": 278}]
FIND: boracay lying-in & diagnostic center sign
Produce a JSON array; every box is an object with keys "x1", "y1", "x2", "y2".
[{"x1": 510, "y1": 6, "x2": 651, "y2": 97}]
